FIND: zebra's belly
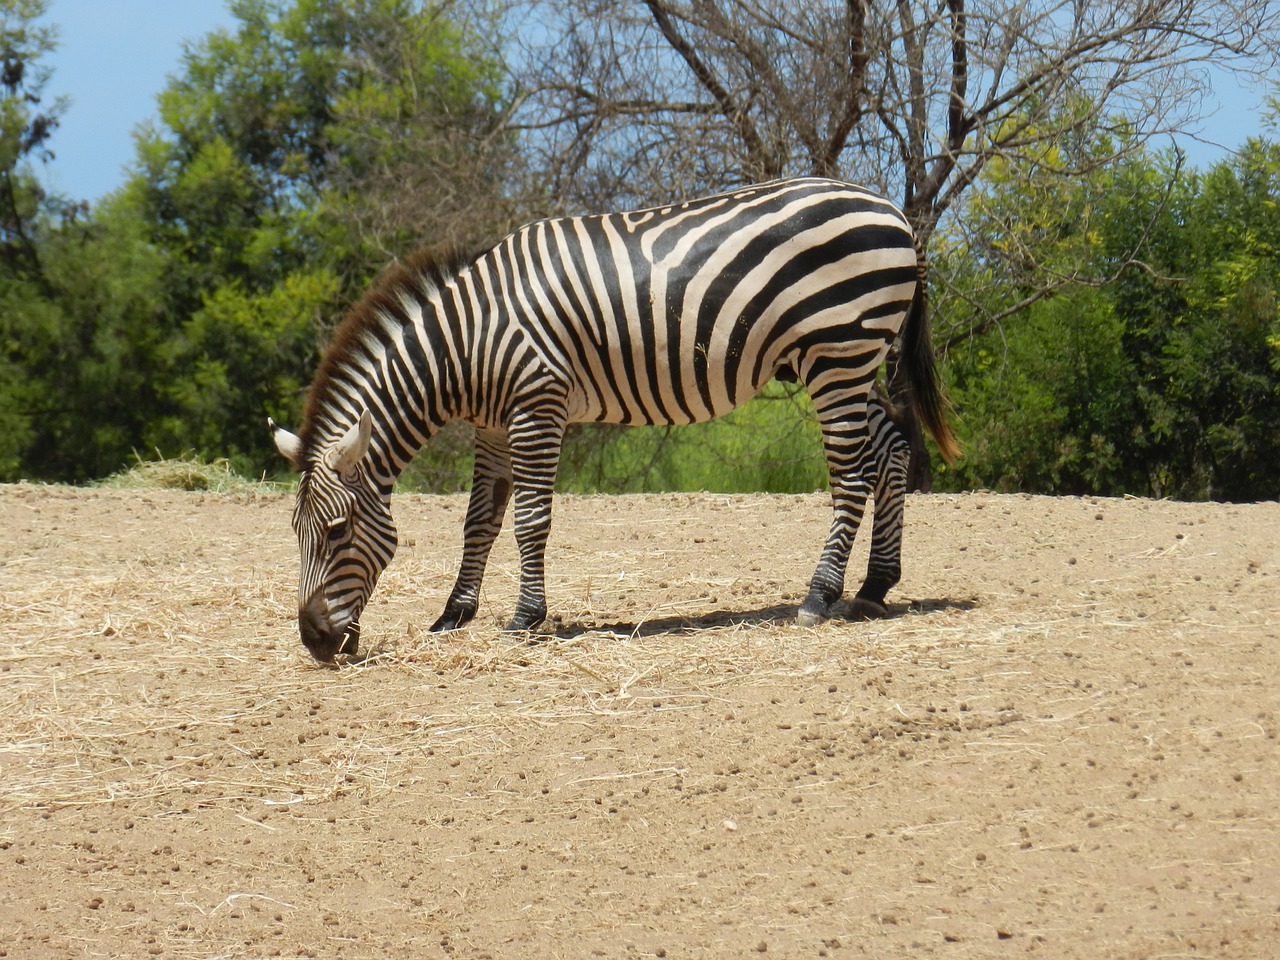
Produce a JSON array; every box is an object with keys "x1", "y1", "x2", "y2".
[{"x1": 565, "y1": 367, "x2": 774, "y2": 427}]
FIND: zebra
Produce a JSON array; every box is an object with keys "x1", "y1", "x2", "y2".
[{"x1": 270, "y1": 177, "x2": 958, "y2": 663}]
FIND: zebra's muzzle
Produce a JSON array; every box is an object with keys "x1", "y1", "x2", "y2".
[{"x1": 299, "y1": 594, "x2": 358, "y2": 664}]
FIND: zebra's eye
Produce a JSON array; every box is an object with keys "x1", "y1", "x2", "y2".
[{"x1": 326, "y1": 516, "x2": 351, "y2": 547}]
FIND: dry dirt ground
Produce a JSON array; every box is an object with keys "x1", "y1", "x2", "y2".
[{"x1": 1, "y1": 484, "x2": 1278, "y2": 959}]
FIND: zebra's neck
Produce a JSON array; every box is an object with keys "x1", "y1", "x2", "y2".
[{"x1": 302, "y1": 250, "x2": 482, "y2": 490}]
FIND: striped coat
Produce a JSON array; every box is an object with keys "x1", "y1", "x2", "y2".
[{"x1": 272, "y1": 178, "x2": 957, "y2": 662}]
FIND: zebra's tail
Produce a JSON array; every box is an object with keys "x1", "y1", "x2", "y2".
[{"x1": 900, "y1": 269, "x2": 960, "y2": 465}]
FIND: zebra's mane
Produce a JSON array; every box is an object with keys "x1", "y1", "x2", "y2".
[{"x1": 298, "y1": 243, "x2": 480, "y2": 457}]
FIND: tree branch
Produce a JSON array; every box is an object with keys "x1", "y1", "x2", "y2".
[
  {"x1": 641, "y1": 0, "x2": 774, "y2": 179},
  {"x1": 813, "y1": 0, "x2": 868, "y2": 177}
]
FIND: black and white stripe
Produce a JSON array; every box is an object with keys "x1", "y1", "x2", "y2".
[{"x1": 272, "y1": 177, "x2": 957, "y2": 661}]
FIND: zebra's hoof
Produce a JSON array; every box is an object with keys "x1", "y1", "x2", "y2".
[
  {"x1": 796, "y1": 592, "x2": 834, "y2": 627},
  {"x1": 846, "y1": 597, "x2": 889, "y2": 621},
  {"x1": 795, "y1": 608, "x2": 828, "y2": 628},
  {"x1": 429, "y1": 605, "x2": 476, "y2": 632}
]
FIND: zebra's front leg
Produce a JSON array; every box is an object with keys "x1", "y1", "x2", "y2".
[
  {"x1": 430, "y1": 429, "x2": 512, "y2": 632},
  {"x1": 797, "y1": 395, "x2": 876, "y2": 627},
  {"x1": 503, "y1": 407, "x2": 567, "y2": 632},
  {"x1": 849, "y1": 401, "x2": 910, "y2": 620}
]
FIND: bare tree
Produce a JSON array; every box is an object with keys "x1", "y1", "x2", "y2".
[
  {"x1": 502, "y1": 2, "x2": 1279, "y2": 486},
  {"x1": 511, "y1": 1, "x2": 1279, "y2": 238}
]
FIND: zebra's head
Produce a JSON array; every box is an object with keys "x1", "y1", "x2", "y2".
[{"x1": 270, "y1": 412, "x2": 398, "y2": 664}]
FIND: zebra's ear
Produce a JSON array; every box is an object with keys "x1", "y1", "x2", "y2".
[
  {"x1": 327, "y1": 411, "x2": 372, "y2": 479},
  {"x1": 269, "y1": 418, "x2": 303, "y2": 469}
]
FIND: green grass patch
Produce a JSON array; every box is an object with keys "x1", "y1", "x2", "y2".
[{"x1": 558, "y1": 381, "x2": 827, "y2": 494}]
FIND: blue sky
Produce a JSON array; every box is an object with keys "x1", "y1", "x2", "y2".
[
  {"x1": 38, "y1": 0, "x2": 1275, "y2": 205},
  {"x1": 40, "y1": 0, "x2": 236, "y2": 202}
]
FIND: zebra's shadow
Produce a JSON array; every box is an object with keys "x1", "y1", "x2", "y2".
[
  {"x1": 546, "y1": 595, "x2": 978, "y2": 641},
  {"x1": 339, "y1": 597, "x2": 980, "y2": 668},
  {"x1": 546, "y1": 603, "x2": 795, "y2": 641}
]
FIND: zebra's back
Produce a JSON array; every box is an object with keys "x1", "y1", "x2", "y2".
[{"x1": 492, "y1": 178, "x2": 919, "y2": 426}]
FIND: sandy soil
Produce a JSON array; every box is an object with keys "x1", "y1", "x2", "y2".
[{"x1": 1, "y1": 484, "x2": 1277, "y2": 959}]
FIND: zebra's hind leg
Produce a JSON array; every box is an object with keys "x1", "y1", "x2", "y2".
[
  {"x1": 848, "y1": 396, "x2": 910, "y2": 621},
  {"x1": 430, "y1": 428, "x2": 513, "y2": 632},
  {"x1": 503, "y1": 405, "x2": 568, "y2": 632},
  {"x1": 797, "y1": 381, "x2": 877, "y2": 627}
]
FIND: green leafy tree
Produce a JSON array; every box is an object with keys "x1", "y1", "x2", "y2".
[
  {"x1": 939, "y1": 136, "x2": 1280, "y2": 501},
  {"x1": 0, "y1": 0, "x2": 58, "y2": 477},
  {"x1": 2, "y1": 0, "x2": 513, "y2": 482},
  {"x1": 0, "y1": 0, "x2": 62, "y2": 276},
  {"x1": 0, "y1": 0, "x2": 133, "y2": 480},
  {"x1": 125, "y1": 0, "x2": 514, "y2": 475},
  {"x1": 10, "y1": 201, "x2": 169, "y2": 480},
  {"x1": 1133, "y1": 141, "x2": 1280, "y2": 499}
]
